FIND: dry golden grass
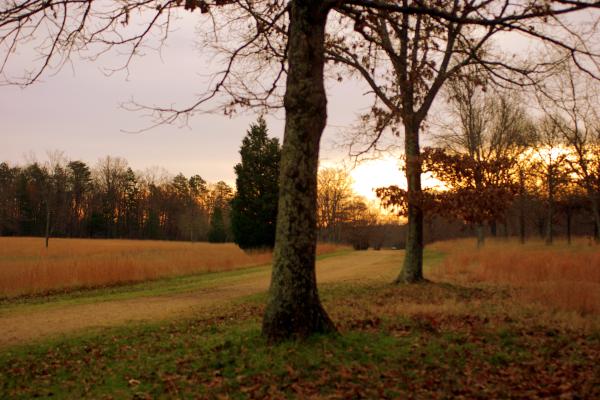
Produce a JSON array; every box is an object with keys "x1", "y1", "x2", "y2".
[
  {"x1": 429, "y1": 238, "x2": 600, "y2": 316},
  {"x1": 0, "y1": 237, "x2": 343, "y2": 297}
]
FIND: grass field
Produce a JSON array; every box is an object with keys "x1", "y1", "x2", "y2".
[
  {"x1": 0, "y1": 237, "x2": 341, "y2": 298},
  {"x1": 430, "y1": 238, "x2": 600, "y2": 316},
  {"x1": 0, "y1": 237, "x2": 598, "y2": 398}
]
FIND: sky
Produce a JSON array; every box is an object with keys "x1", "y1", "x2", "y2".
[
  {"x1": 0, "y1": 10, "x2": 406, "y2": 198},
  {"x1": 3, "y1": 6, "x2": 594, "y2": 199}
]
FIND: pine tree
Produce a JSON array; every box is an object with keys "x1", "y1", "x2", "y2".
[
  {"x1": 208, "y1": 206, "x2": 227, "y2": 243},
  {"x1": 231, "y1": 117, "x2": 281, "y2": 249}
]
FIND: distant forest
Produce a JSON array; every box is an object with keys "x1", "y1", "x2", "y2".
[
  {"x1": 0, "y1": 154, "x2": 597, "y2": 247},
  {"x1": 0, "y1": 156, "x2": 234, "y2": 242}
]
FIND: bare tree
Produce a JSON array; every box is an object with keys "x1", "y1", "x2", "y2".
[
  {"x1": 325, "y1": 2, "x2": 600, "y2": 281},
  {"x1": 438, "y1": 75, "x2": 533, "y2": 246},
  {"x1": 529, "y1": 117, "x2": 569, "y2": 244},
  {"x1": 317, "y1": 167, "x2": 354, "y2": 242},
  {"x1": 538, "y1": 60, "x2": 600, "y2": 241}
]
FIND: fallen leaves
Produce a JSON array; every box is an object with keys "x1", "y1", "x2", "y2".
[{"x1": 0, "y1": 281, "x2": 598, "y2": 399}]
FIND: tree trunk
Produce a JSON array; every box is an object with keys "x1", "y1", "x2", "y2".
[
  {"x1": 490, "y1": 221, "x2": 497, "y2": 237},
  {"x1": 519, "y1": 214, "x2": 526, "y2": 244},
  {"x1": 566, "y1": 209, "x2": 572, "y2": 245},
  {"x1": 537, "y1": 217, "x2": 545, "y2": 239},
  {"x1": 518, "y1": 170, "x2": 526, "y2": 244},
  {"x1": 546, "y1": 169, "x2": 554, "y2": 245},
  {"x1": 397, "y1": 119, "x2": 424, "y2": 283},
  {"x1": 45, "y1": 201, "x2": 50, "y2": 249},
  {"x1": 262, "y1": 1, "x2": 335, "y2": 342},
  {"x1": 591, "y1": 196, "x2": 600, "y2": 244},
  {"x1": 476, "y1": 224, "x2": 485, "y2": 249}
]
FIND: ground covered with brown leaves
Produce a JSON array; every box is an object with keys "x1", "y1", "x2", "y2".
[{"x1": 2, "y1": 277, "x2": 598, "y2": 399}]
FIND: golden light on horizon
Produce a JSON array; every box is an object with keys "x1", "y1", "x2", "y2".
[{"x1": 349, "y1": 157, "x2": 406, "y2": 201}]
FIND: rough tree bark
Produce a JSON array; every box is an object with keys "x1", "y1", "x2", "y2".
[{"x1": 262, "y1": 0, "x2": 336, "y2": 341}]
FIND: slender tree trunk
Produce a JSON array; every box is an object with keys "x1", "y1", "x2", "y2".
[
  {"x1": 519, "y1": 213, "x2": 526, "y2": 244},
  {"x1": 490, "y1": 221, "x2": 497, "y2": 237},
  {"x1": 502, "y1": 221, "x2": 509, "y2": 239},
  {"x1": 45, "y1": 201, "x2": 50, "y2": 249},
  {"x1": 397, "y1": 119, "x2": 424, "y2": 283},
  {"x1": 262, "y1": 1, "x2": 335, "y2": 342},
  {"x1": 566, "y1": 210, "x2": 572, "y2": 245},
  {"x1": 546, "y1": 169, "x2": 554, "y2": 245},
  {"x1": 518, "y1": 170, "x2": 526, "y2": 244},
  {"x1": 476, "y1": 224, "x2": 485, "y2": 249},
  {"x1": 546, "y1": 202, "x2": 553, "y2": 245},
  {"x1": 591, "y1": 196, "x2": 600, "y2": 244}
]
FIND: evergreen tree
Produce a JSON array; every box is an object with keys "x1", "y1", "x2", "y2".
[
  {"x1": 231, "y1": 117, "x2": 281, "y2": 249},
  {"x1": 208, "y1": 206, "x2": 227, "y2": 243}
]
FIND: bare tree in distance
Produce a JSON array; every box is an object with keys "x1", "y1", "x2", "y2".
[
  {"x1": 2, "y1": 0, "x2": 600, "y2": 339},
  {"x1": 536, "y1": 59, "x2": 600, "y2": 241},
  {"x1": 317, "y1": 167, "x2": 354, "y2": 242},
  {"x1": 529, "y1": 117, "x2": 570, "y2": 245},
  {"x1": 437, "y1": 73, "x2": 534, "y2": 246}
]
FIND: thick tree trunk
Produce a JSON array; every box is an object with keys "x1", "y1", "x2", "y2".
[
  {"x1": 397, "y1": 119, "x2": 424, "y2": 283},
  {"x1": 262, "y1": 1, "x2": 335, "y2": 342}
]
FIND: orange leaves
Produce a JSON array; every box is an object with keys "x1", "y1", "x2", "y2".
[{"x1": 377, "y1": 147, "x2": 518, "y2": 224}]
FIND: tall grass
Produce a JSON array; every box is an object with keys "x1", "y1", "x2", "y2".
[
  {"x1": 0, "y1": 238, "x2": 342, "y2": 298},
  {"x1": 430, "y1": 238, "x2": 600, "y2": 315}
]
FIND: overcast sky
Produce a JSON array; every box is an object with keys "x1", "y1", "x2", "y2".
[
  {"x1": 1, "y1": 10, "x2": 384, "y2": 186},
  {"x1": 3, "y1": 7, "x2": 594, "y2": 194}
]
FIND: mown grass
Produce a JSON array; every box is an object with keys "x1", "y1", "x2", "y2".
[
  {"x1": 0, "y1": 248, "x2": 353, "y2": 314},
  {"x1": 1, "y1": 239, "x2": 599, "y2": 398},
  {"x1": 0, "y1": 237, "x2": 344, "y2": 298}
]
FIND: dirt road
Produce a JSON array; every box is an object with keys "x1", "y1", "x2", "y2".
[{"x1": 0, "y1": 250, "x2": 401, "y2": 348}]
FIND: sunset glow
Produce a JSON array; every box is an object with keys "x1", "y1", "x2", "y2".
[{"x1": 349, "y1": 157, "x2": 406, "y2": 200}]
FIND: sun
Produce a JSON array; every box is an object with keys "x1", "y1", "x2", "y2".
[{"x1": 349, "y1": 157, "x2": 406, "y2": 201}]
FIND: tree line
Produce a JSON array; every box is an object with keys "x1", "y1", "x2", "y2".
[
  {"x1": 0, "y1": 155, "x2": 234, "y2": 243},
  {"x1": 0, "y1": 119, "x2": 400, "y2": 250}
]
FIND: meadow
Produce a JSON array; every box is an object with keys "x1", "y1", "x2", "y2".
[
  {"x1": 0, "y1": 237, "x2": 340, "y2": 298},
  {"x1": 0, "y1": 237, "x2": 598, "y2": 398},
  {"x1": 430, "y1": 238, "x2": 600, "y2": 316}
]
